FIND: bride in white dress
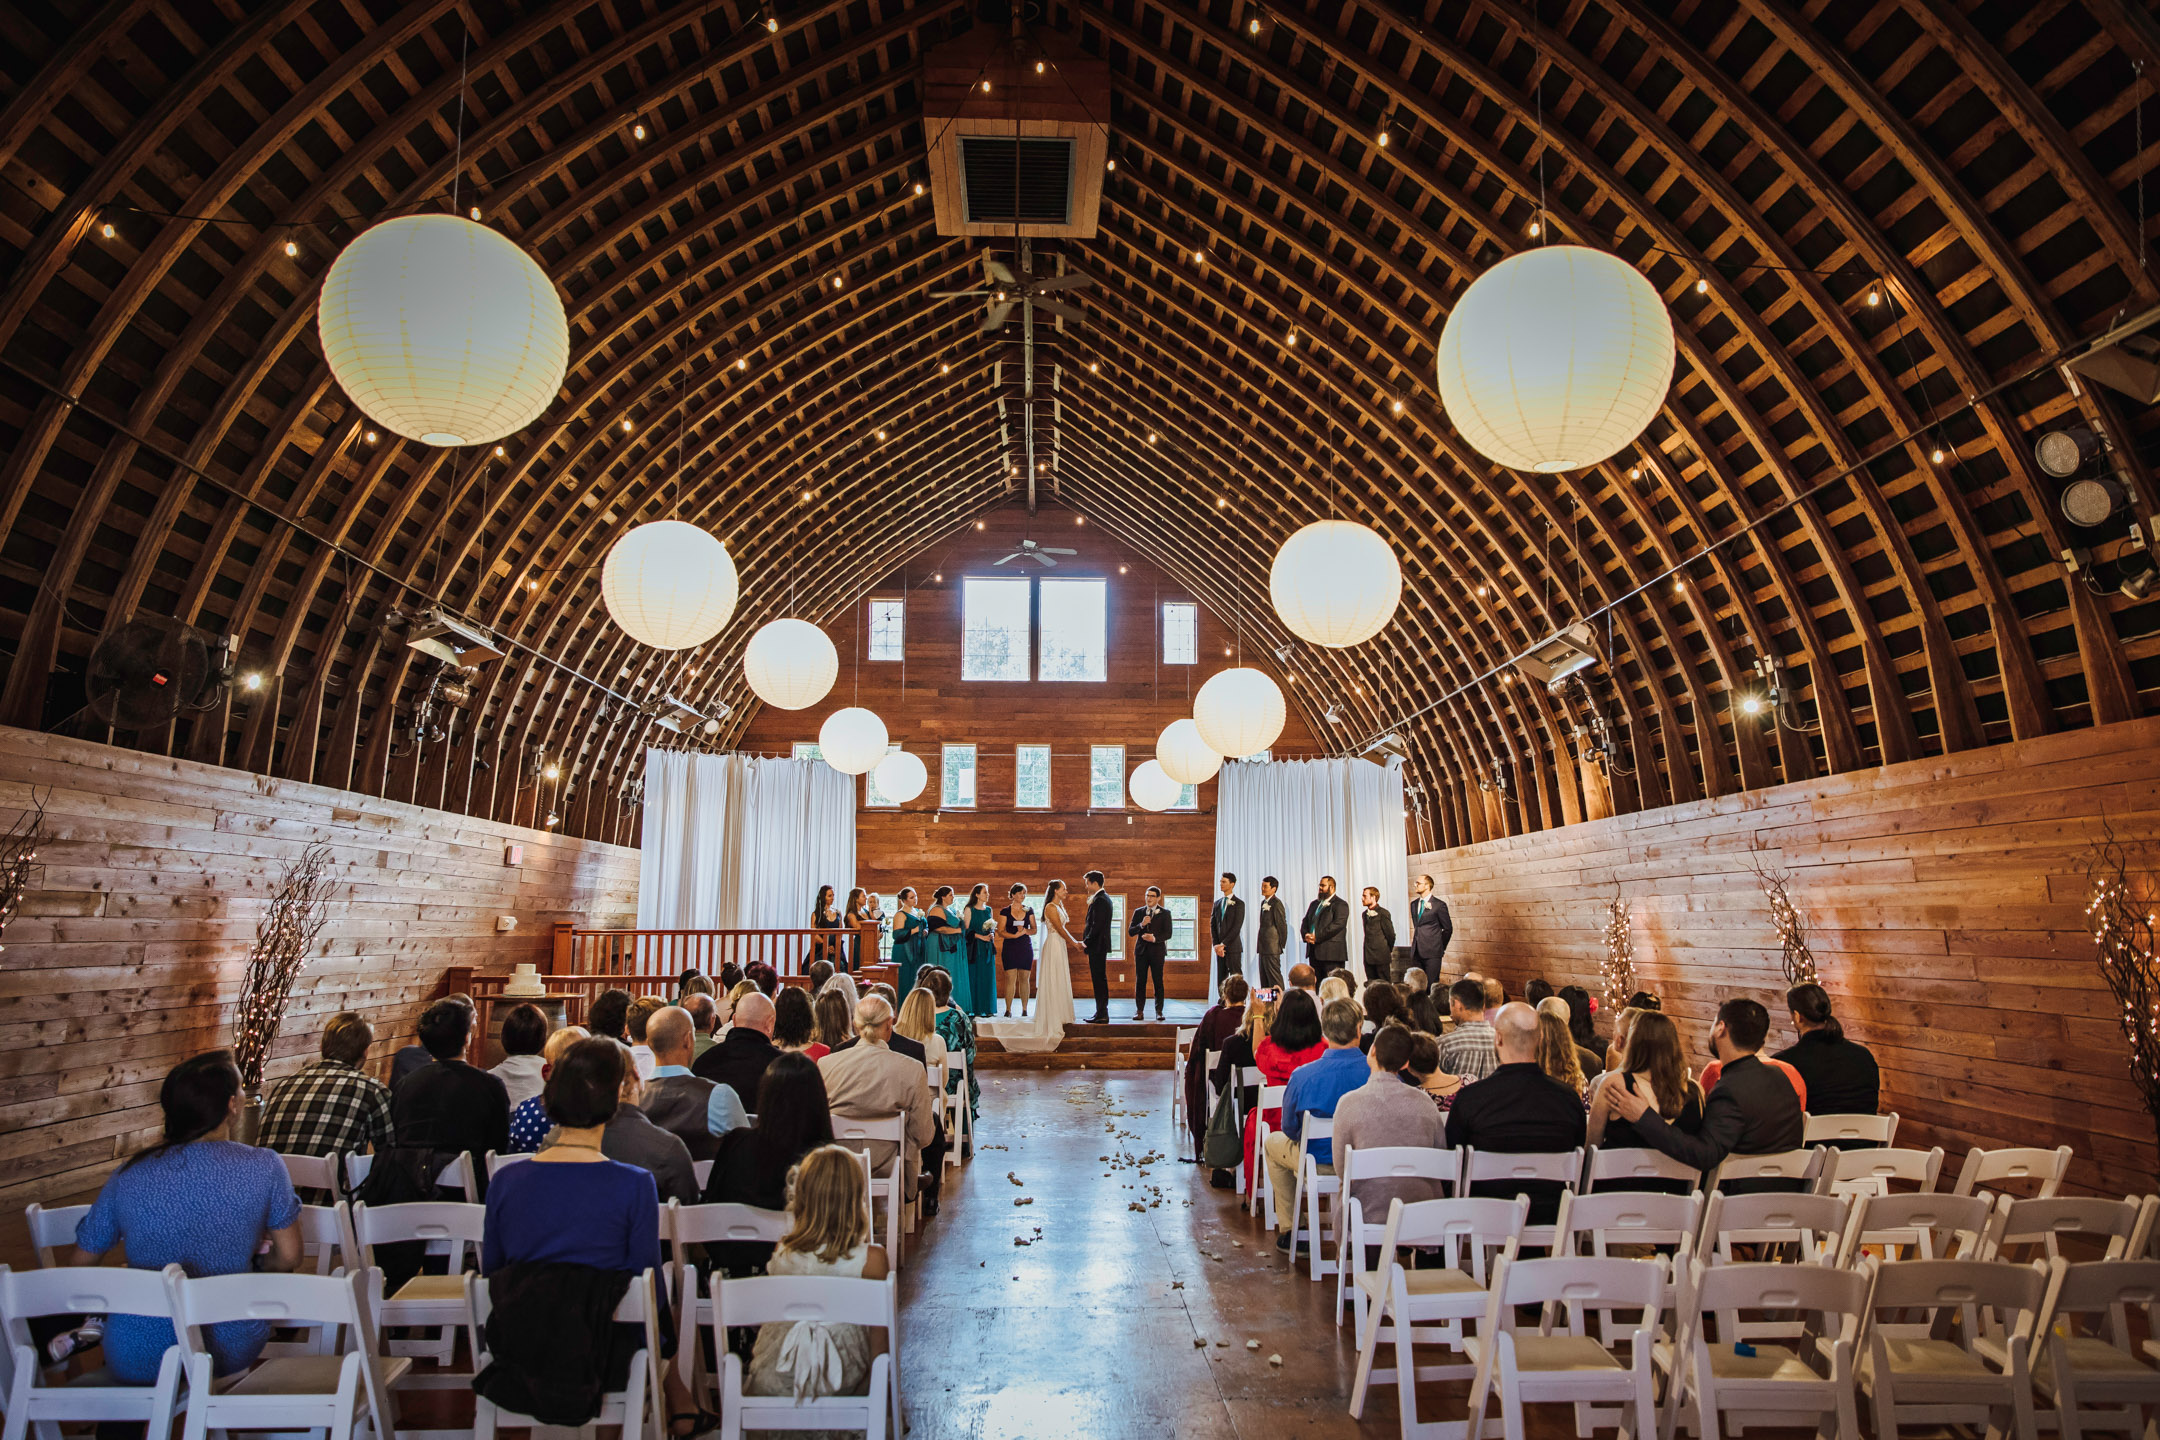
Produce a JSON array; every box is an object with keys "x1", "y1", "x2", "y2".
[{"x1": 998, "y1": 878, "x2": 1077, "y2": 1054}]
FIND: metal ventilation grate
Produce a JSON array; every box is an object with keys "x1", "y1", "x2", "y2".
[{"x1": 960, "y1": 137, "x2": 1073, "y2": 224}]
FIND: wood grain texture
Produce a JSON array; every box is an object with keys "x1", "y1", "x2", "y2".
[
  {"x1": 1415, "y1": 715, "x2": 2160, "y2": 1197},
  {"x1": 0, "y1": 726, "x2": 638, "y2": 1260}
]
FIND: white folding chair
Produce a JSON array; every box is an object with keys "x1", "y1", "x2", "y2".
[
  {"x1": 1230, "y1": 1065, "x2": 1263, "y2": 1197},
  {"x1": 1709, "y1": 1146, "x2": 1827, "y2": 1193},
  {"x1": 1462, "y1": 1255, "x2": 1665, "y2": 1440},
  {"x1": 1667, "y1": 1259, "x2": 1867, "y2": 1440},
  {"x1": 294, "y1": 1202, "x2": 357, "y2": 1278},
  {"x1": 1170, "y1": 1026, "x2": 1198, "y2": 1140},
  {"x1": 1952, "y1": 1144, "x2": 2074, "y2": 1201},
  {"x1": 469, "y1": 1267, "x2": 661, "y2": 1440},
  {"x1": 344, "y1": 1149, "x2": 476, "y2": 1198},
  {"x1": 0, "y1": 1263, "x2": 185, "y2": 1440},
  {"x1": 830, "y1": 1113, "x2": 908, "y2": 1264},
  {"x1": 1250, "y1": 1084, "x2": 1286, "y2": 1219},
  {"x1": 1459, "y1": 1148, "x2": 1583, "y2": 1250},
  {"x1": 169, "y1": 1267, "x2": 404, "y2": 1440},
  {"x1": 1860, "y1": 1258, "x2": 2048, "y2": 1440},
  {"x1": 1334, "y1": 1144, "x2": 1458, "y2": 1326},
  {"x1": 713, "y1": 1272, "x2": 900, "y2": 1440},
  {"x1": 1988, "y1": 1195, "x2": 2145, "y2": 1264},
  {"x1": 1582, "y1": 1146, "x2": 1702, "y2": 1193},
  {"x1": 349, "y1": 1200, "x2": 485, "y2": 1379},
  {"x1": 278, "y1": 1152, "x2": 342, "y2": 1193},
  {"x1": 1826, "y1": 1146, "x2": 1944, "y2": 1201},
  {"x1": 1700, "y1": 1190, "x2": 1849, "y2": 1266},
  {"x1": 484, "y1": 1150, "x2": 530, "y2": 1179},
  {"x1": 1283, "y1": 1112, "x2": 1335, "y2": 1267},
  {"x1": 692, "y1": 1158, "x2": 715, "y2": 1189},
  {"x1": 1804, "y1": 1112, "x2": 1899, "y2": 1148},
  {"x1": 2033, "y1": 1259, "x2": 2160, "y2": 1438},
  {"x1": 1838, "y1": 1191, "x2": 1994, "y2": 1267},
  {"x1": 20, "y1": 1205, "x2": 89, "y2": 1269},
  {"x1": 942, "y1": 1052, "x2": 972, "y2": 1168},
  {"x1": 665, "y1": 1200, "x2": 792, "y2": 1404},
  {"x1": 1347, "y1": 1194, "x2": 1528, "y2": 1436}
]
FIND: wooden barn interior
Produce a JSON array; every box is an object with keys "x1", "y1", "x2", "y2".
[{"x1": 3, "y1": 0, "x2": 2160, "y2": 1435}]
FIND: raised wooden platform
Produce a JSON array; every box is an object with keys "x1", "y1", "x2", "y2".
[{"x1": 975, "y1": 1018, "x2": 1181, "y2": 1071}]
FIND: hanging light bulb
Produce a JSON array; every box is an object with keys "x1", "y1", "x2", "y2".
[
  {"x1": 284, "y1": 239, "x2": 299, "y2": 257},
  {"x1": 914, "y1": 181, "x2": 925, "y2": 195},
  {"x1": 633, "y1": 122, "x2": 647, "y2": 140},
  {"x1": 1528, "y1": 219, "x2": 1541, "y2": 237},
  {"x1": 765, "y1": 14, "x2": 778, "y2": 29},
  {"x1": 1695, "y1": 278, "x2": 1709, "y2": 294},
  {"x1": 1249, "y1": 15, "x2": 1261, "y2": 32},
  {"x1": 1866, "y1": 284, "x2": 1881, "y2": 306},
  {"x1": 1106, "y1": 158, "x2": 1116, "y2": 172},
  {"x1": 1377, "y1": 129, "x2": 1390, "y2": 149},
  {"x1": 100, "y1": 221, "x2": 116, "y2": 239}
]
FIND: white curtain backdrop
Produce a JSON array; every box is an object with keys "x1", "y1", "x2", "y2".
[
  {"x1": 1213, "y1": 755, "x2": 1410, "y2": 986},
  {"x1": 638, "y1": 750, "x2": 856, "y2": 930}
]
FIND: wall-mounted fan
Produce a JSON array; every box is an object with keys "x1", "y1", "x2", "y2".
[
  {"x1": 994, "y1": 537, "x2": 1075, "y2": 568},
  {"x1": 84, "y1": 618, "x2": 227, "y2": 729}
]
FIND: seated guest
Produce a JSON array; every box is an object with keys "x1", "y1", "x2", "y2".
[
  {"x1": 625, "y1": 996, "x2": 665, "y2": 1082},
  {"x1": 1480, "y1": 977, "x2": 1506, "y2": 1013},
  {"x1": 586, "y1": 988, "x2": 633, "y2": 1045},
  {"x1": 1587, "y1": 1011, "x2": 1703, "y2": 1190},
  {"x1": 600, "y1": 1059, "x2": 699, "y2": 1206},
  {"x1": 922, "y1": 967, "x2": 979, "y2": 1128},
  {"x1": 477, "y1": 1039, "x2": 704, "y2": 1434},
  {"x1": 1334, "y1": 1024, "x2": 1446, "y2": 1215},
  {"x1": 1557, "y1": 985, "x2": 1605, "y2": 1078},
  {"x1": 1445, "y1": 1002, "x2": 1587, "y2": 1223},
  {"x1": 1286, "y1": 963, "x2": 1318, "y2": 995},
  {"x1": 1534, "y1": 995, "x2": 1601, "y2": 1081},
  {"x1": 700, "y1": 1054, "x2": 834, "y2": 1275},
  {"x1": 807, "y1": 959, "x2": 835, "y2": 993},
  {"x1": 1401, "y1": 968, "x2": 1440, "y2": 1033},
  {"x1": 1436, "y1": 979, "x2": 1499, "y2": 1082},
  {"x1": 392, "y1": 996, "x2": 511, "y2": 1187},
  {"x1": 1359, "y1": 981, "x2": 1407, "y2": 1050},
  {"x1": 508, "y1": 1025, "x2": 588, "y2": 1152},
  {"x1": 1774, "y1": 983, "x2": 1879, "y2": 1119},
  {"x1": 74, "y1": 1052, "x2": 303, "y2": 1384},
  {"x1": 1626, "y1": 989, "x2": 1662, "y2": 1012},
  {"x1": 1186, "y1": 974, "x2": 1248, "y2": 1161},
  {"x1": 1535, "y1": 1008, "x2": 1587, "y2": 1097},
  {"x1": 819, "y1": 996, "x2": 938, "y2": 1212},
  {"x1": 894, "y1": 989, "x2": 949, "y2": 1076},
  {"x1": 718, "y1": 962, "x2": 744, "y2": 994},
  {"x1": 744, "y1": 961, "x2": 781, "y2": 997},
  {"x1": 1206, "y1": 991, "x2": 1277, "y2": 1188},
  {"x1": 1316, "y1": 973, "x2": 1354, "y2": 1008},
  {"x1": 676, "y1": 969, "x2": 713, "y2": 1002},
  {"x1": 1605, "y1": 997, "x2": 1805, "y2": 1186},
  {"x1": 813, "y1": 987, "x2": 855, "y2": 1056},
  {"x1": 683, "y1": 993, "x2": 720, "y2": 1059},
  {"x1": 490, "y1": 1003, "x2": 551, "y2": 1109},
  {"x1": 258, "y1": 1011, "x2": 392, "y2": 1158},
  {"x1": 1403, "y1": 1030, "x2": 1465, "y2": 1112},
  {"x1": 695, "y1": 991, "x2": 780, "y2": 1110},
  {"x1": 643, "y1": 1005, "x2": 747, "y2": 1162},
  {"x1": 392, "y1": 992, "x2": 472, "y2": 1086},
  {"x1": 1524, "y1": 977, "x2": 1554, "y2": 1005},
  {"x1": 1264, "y1": 998, "x2": 1369, "y2": 1247},
  {"x1": 1698, "y1": 1039, "x2": 1808, "y2": 1110},
  {"x1": 831, "y1": 988, "x2": 929, "y2": 1068},
  {"x1": 773, "y1": 987, "x2": 822, "y2": 1058},
  {"x1": 1598, "y1": 1005, "x2": 1652, "y2": 1083},
  {"x1": 1238, "y1": 990, "x2": 1324, "y2": 1193},
  {"x1": 742, "y1": 1145, "x2": 889, "y2": 1408}
]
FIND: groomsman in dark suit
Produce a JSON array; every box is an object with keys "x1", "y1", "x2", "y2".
[
  {"x1": 1409, "y1": 873, "x2": 1453, "y2": 982},
  {"x1": 1081, "y1": 870, "x2": 1114, "y2": 1023},
  {"x1": 1254, "y1": 877, "x2": 1288, "y2": 989},
  {"x1": 1359, "y1": 886, "x2": 1397, "y2": 983},
  {"x1": 1128, "y1": 886, "x2": 1174, "y2": 1020},
  {"x1": 1210, "y1": 872, "x2": 1246, "y2": 988},
  {"x1": 1301, "y1": 875, "x2": 1350, "y2": 981}
]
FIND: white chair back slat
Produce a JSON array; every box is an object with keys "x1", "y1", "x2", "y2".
[
  {"x1": 469, "y1": 1267, "x2": 662, "y2": 1440},
  {"x1": 21, "y1": 1203, "x2": 90, "y2": 1269},
  {"x1": 707, "y1": 1271, "x2": 903, "y2": 1440},
  {"x1": 1951, "y1": 1143, "x2": 2074, "y2": 1200},
  {"x1": 664, "y1": 1199, "x2": 791, "y2": 1270},
  {"x1": 168, "y1": 1266, "x2": 400, "y2": 1440},
  {"x1": 1583, "y1": 1146, "x2": 1700, "y2": 1191},
  {"x1": 1837, "y1": 1190, "x2": 1994, "y2": 1267},
  {"x1": 1801, "y1": 1111, "x2": 1898, "y2": 1147},
  {"x1": 1825, "y1": 1145, "x2": 1943, "y2": 1200},
  {"x1": 1988, "y1": 1195, "x2": 2144, "y2": 1262}
]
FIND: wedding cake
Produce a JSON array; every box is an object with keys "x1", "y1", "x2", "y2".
[{"x1": 501, "y1": 963, "x2": 547, "y2": 998}]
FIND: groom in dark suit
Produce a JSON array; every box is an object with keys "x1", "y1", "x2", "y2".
[{"x1": 1081, "y1": 870, "x2": 1114, "y2": 1023}]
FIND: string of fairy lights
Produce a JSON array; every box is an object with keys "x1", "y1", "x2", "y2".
[{"x1": 1599, "y1": 890, "x2": 1635, "y2": 1012}]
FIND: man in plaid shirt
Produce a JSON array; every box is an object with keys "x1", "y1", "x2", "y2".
[
  {"x1": 257, "y1": 1011, "x2": 393, "y2": 1157},
  {"x1": 1435, "y1": 978, "x2": 1501, "y2": 1083}
]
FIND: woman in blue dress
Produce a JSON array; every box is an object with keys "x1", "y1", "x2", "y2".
[
  {"x1": 998, "y1": 883, "x2": 1038, "y2": 1019},
  {"x1": 962, "y1": 883, "x2": 998, "y2": 1018},
  {"x1": 924, "y1": 885, "x2": 968, "y2": 1011},
  {"x1": 891, "y1": 886, "x2": 928, "y2": 995}
]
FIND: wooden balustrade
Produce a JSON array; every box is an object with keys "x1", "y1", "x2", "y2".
[{"x1": 551, "y1": 922, "x2": 884, "y2": 980}]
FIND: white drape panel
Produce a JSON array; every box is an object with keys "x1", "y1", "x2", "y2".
[
  {"x1": 638, "y1": 750, "x2": 856, "y2": 930},
  {"x1": 1213, "y1": 756, "x2": 1409, "y2": 986}
]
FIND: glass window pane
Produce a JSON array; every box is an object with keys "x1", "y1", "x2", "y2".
[
  {"x1": 1038, "y1": 578, "x2": 1107, "y2": 682},
  {"x1": 942, "y1": 743, "x2": 977, "y2": 807},
  {"x1": 1089, "y1": 744, "x2": 1124, "y2": 807},
  {"x1": 793, "y1": 742, "x2": 823, "y2": 761},
  {"x1": 1014, "y1": 744, "x2": 1051, "y2": 809},
  {"x1": 1171, "y1": 780, "x2": 1198, "y2": 811},
  {"x1": 862, "y1": 743, "x2": 903, "y2": 807},
  {"x1": 868, "y1": 599, "x2": 904, "y2": 661},
  {"x1": 962, "y1": 577, "x2": 1031, "y2": 680},
  {"x1": 1166, "y1": 896, "x2": 1199, "y2": 960},
  {"x1": 1109, "y1": 894, "x2": 1126, "y2": 943},
  {"x1": 1163, "y1": 602, "x2": 1197, "y2": 665}
]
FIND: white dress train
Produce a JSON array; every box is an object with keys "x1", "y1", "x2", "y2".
[{"x1": 992, "y1": 899, "x2": 1076, "y2": 1054}]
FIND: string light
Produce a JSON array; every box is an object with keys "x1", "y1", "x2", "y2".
[
  {"x1": 469, "y1": 206, "x2": 482, "y2": 221},
  {"x1": 1076, "y1": 515, "x2": 1086, "y2": 526},
  {"x1": 1528, "y1": 219, "x2": 1541, "y2": 237},
  {"x1": 1600, "y1": 892, "x2": 1636, "y2": 1011},
  {"x1": 241, "y1": 671, "x2": 265, "y2": 691},
  {"x1": 1750, "y1": 856, "x2": 1820, "y2": 985},
  {"x1": 543, "y1": 763, "x2": 561, "y2": 781},
  {"x1": 1106, "y1": 158, "x2": 1116, "y2": 172},
  {"x1": 1932, "y1": 445, "x2": 1947, "y2": 463},
  {"x1": 737, "y1": 357, "x2": 748, "y2": 370},
  {"x1": 1866, "y1": 284, "x2": 1881, "y2": 307},
  {"x1": 941, "y1": 363, "x2": 951, "y2": 374},
  {"x1": 1035, "y1": 60, "x2": 1045, "y2": 73},
  {"x1": 765, "y1": 15, "x2": 778, "y2": 30},
  {"x1": 875, "y1": 429, "x2": 887, "y2": 440},
  {"x1": 1377, "y1": 130, "x2": 1390, "y2": 149},
  {"x1": 1088, "y1": 361, "x2": 1099, "y2": 373},
  {"x1": 284, "y1": 239, "x2": 299, "y2": 257},
  {"x1": 621, "y1": 418, "x2": 633, "y2": 431},
  {"x1": 633, "y1": 122, "x2": 647, "y2": 140},
  {"x1": 364, "y1": 430, "x2": 378, "y2": 443},
  {"x1": 494, "y1": 445, "x2": 506, "y2": 456},
  {"x1": 914, "y1": 181, "x2": 925, "y2": 195},
  {"x1": 1695, "y1": 278, "x2": 1709, "y2": 294},
  {"x1": 981, "y1": 79, "x2": 991, "y2": 92},
  {"x1": 1147, "y1": 432, "x2": 1158, "y2": 444},
  {"x1": 1249, "y1": 15, "x2": 1261, "y2": 32}
]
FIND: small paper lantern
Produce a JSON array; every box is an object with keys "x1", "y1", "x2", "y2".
[
  {"x1": 872, "y1": 749, "x2": 928, "y2": 803},
  {"x1": 1129, "y1": 759, "x2": 1182, "y2": 812},
  {"x1": 819, "y1": 707, "x2": 889, "y2": 774},
  {"x1": 1435, "y1": 244, "x2": 1675, "y2": 473},
  {"x1": 1193, "y1": 666, "x2": 1286, "y2": 759},
  {"x1": 318, "y1": 214, "x2": 569, "y2": 447},
  {"x1": 1270, "y1": 520, "x2": 1403, "y2": 647},
  {"x1": 743, "y1": 618, "x2": 839, "y2": 710},
  {"x1": 602, "y1": 521, "x2": 739, "y2": 650},
  {"x1": 1155, "y1": 718, "x2": 1222, "y2": 785}
]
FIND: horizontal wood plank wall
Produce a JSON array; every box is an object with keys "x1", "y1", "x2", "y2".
[
  {"x1": 0, "y1": 728, "x2": 638, "y2": 1260},
  {"x1": 740, "y1": 504, "x2": 1320, "y2": 999},
  {"x1": 1413, "y1": 716, "x2": 2160, "y2": 1197}
]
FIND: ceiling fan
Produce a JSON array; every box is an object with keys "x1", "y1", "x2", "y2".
[
  {"x1": 932, "y1": 252, "x2": 1096, "y2": 333},
  {"x1": 993, "y1": 537, "x2": 1075, "y2": 568}
]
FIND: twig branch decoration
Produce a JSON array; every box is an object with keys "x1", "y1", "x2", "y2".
[
  {"x1": 1747, "y1": 851, "x2": 1820, "y2": 986},
  {"x1": 2084, "y1": 826, "x2": 2160, "y2": 1159},
  {"x1": 1600, "y1": 887, "x2": 1635, "y2": 1010},
  {"x1": 232, "y1": 841, "x2": 336, "y2": 1089},
  {"x1": 0, "y1": 792, "x2": 49, "y2": 954}
]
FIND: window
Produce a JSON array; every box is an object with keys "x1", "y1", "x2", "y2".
[
  {"x1": 962, "y1": 577, "x2": 1031, "y2": 680},
  {"x1": 868, "y1": 599, "x2": 904, "y2": 660},
  {"x1": 1014, "y1": 744, "x2": 1051, "y2": 809},
  {"x1": 942, "y1": 743, "x2": 977, "y2": 807},
  {"x1": 1171, "y1": 780, "x2": 1198, "y2": 811},
  {"x1": 862, "y1": 743, "x2": 904, "y2": 807},
  {"x1": 1038, "y1": 577, "x2": 1107, "y2": 681},
  {"x1": 1108, "y1": 894, "x2": 1126, "y2": 948},
  {"x1": 1163, "y1": 602, "x2": 1197, "y2": 665},
  {"x1": 793, "y1": 742, "x2": 823, "y2": 761},
  {"x1": 1166, "y1": 895, "x2": 1199, "y2": 961},
  {"x1": 1089, "y1": 744, "x2": 1125, "y2": 807}
]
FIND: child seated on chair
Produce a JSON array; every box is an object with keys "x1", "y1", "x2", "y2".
[{"x1": 743, "y1": 1145, "x2": 890, "y2": 1414}]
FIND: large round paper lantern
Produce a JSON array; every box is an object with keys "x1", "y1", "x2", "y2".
[
  {"x1": 1193, "y1": 667, "x2": 1286, "y2": 759},
  {"x1": 1156, "y1": 718, "x2": 1222, "y2": 786},
  {"x1": 819, "y1": 707, "x2": 889, "y2": 774},
  {"x1": 318, "y1": 215, "x2": 569, "y2": 447},
  {"x1": 1435, "y1": 244, "x2": 1674, "y2": 473},
  {"x1": 1129, "y1": 759, "x2": 1182, "y2": 812},
  {"x1": 872, "y1": 749, "x2": 927, "y2": 803},
  {"x1": 601, "y1": 521, "x2": 739, "y2": 650},
  {"x1": 1270, "y1": 521, "x2": 1403, "y2": 647},
  {"x1": 743, "y1": 619, "x2": 838, "y2": 709}
]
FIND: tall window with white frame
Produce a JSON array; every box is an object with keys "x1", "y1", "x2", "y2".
[
  {"x1": 867, "y1": 598, "x2": 904, "y2": 661},
  {"x1": 1038, "y1": 577, "x2": 1107, "y2": 681},
  {"x1": 942, "y1": 743, "x2": 977, "y2": 808},
  {"x1": 1014, "y1": 744, "x2": 1051, "y2": 809},
  {"x1": 961, "y1": 577, "x2": 1030, "y2": 681},
  {"x1": 1166, "y1": 896, "x2": 1199, "y2": 960},
  {"x1": 1089, "y1": 744, "x2": 1124, "y2": 808},
  {"x1": 1162, "y1": 601, "x2": 1197, "y2": 665}
]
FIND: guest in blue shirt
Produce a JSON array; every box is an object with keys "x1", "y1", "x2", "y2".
[
  {"x1": 1263, "y1": 997, "x2": 1370, "y2": 1247},
  {"x1": 505, "y1": 1024, "x2": 590, "y2": 1152}
]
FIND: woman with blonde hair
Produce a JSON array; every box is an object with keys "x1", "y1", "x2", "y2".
[
  {"x1": 743, "y1": 1145, "x2": 890, "y2": 1407},
  {"x1": 895, "y1": 986, "x2": 948, "y2": 1075},
  {"x1": 1316, "y1": 973, "x2": 1354, "y2": 1008},
  {"x1": 1535, "y1": 1009, "x2": 1586, "y2": 1097}
]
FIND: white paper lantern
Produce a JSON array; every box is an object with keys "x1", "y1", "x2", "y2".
[
  {"x1": 601, "y1": 521, "x2": 739, "y2": 650},
  {"x1": 743, "y1": 618, "x2": 839, "y2": 710},
  {"x1": 1129, "y1": 759, "x2": 1182, "y2": 812},
  {"x1": 1193, "y1": 666, "x2": 1286, "y2": 759},
  {"x1": 1435, "y1": 244, "x2": 1675, "y2": 474},
  {"x1": 1270, "y1": 520, "x2": 1403, "y2": 647},
  {"x1": 819, "y1": 707, "x2": 889, "y2": 774},
  {"x1": 318, "y1": 215, "x2": 569, "y2": 447},
  {"x1": 872, "y1": 749, "x2": 928, "y2": 803},
  {"x1": 1155, "y1": 718, "x2": 1222, "y2": 785}
]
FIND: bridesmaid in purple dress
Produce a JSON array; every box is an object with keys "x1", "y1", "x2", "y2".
[{"x1": 998, "y1": 883, "x2": 1037, "y2": 1019}]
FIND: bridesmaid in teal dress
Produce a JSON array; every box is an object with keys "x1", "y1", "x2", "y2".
[
  {"x1": 925, "y1": 886, "x2": 967, "y2": 1008},
  {"x1": 891, "y1": 887, "x2": 929, "y2": 996},
  {"x1": 962, "y1": 883, "x2": 998, "y2": 1018}
]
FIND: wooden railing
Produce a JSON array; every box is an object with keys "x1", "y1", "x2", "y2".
[{"x1": 550, "y1": 922, "x2": 885, "y2": 980}]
